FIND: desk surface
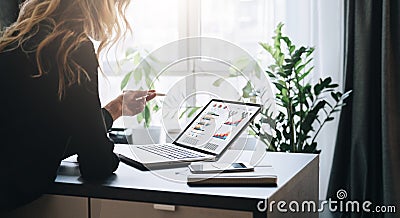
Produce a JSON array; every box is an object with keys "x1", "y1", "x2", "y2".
[{"x1": 51, "y1": 147, "x2": 318, "y2": 213}]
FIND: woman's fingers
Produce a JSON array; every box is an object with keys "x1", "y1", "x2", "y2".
[
  {"x1": 121, "y1": 90, "x2": 158, "y2": 116},
  {"x1": 146, "y1": 92, "x2": 157, "y2": 101}
]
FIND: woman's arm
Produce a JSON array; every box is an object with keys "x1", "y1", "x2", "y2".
[
  {"x1": 64, "y1": 39, "x2": 156, "y2": 179},
  {"x1": 62, "y1": 40, "x2": 119, "y2": 179},
  {"x1": 101, "y1": 108, "x2": 114, "y2": 132}
]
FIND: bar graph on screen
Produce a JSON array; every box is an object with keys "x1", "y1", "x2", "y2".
[{"x1": 213, "y1": 132, "x2": 230, "y2": 140}]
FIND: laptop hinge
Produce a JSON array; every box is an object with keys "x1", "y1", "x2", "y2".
[{"x1": 172, "y1": 142, "x2": 217, "y2": 156}]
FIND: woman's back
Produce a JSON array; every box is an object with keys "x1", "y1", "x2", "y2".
[
  {"x1": 0, "y1": 22, "x2": 119, "y2": 212},
  {"x1": 0, "y1": 0, "x2": 137, "y2": 212}
]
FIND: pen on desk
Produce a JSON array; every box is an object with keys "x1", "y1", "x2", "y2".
[{"x1": 135, "y1": 93, "x2": 166, "y2": 101}]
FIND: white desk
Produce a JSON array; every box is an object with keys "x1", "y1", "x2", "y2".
[{"x1": 5, "y1": 146, "x2": 319, "y2": 218}]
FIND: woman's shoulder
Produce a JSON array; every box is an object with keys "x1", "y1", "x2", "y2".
[
  {"x1": 33, "y1": 22, "x2": 99, "y2": 72},
  {"x1": 71, "y1": 39, "x2": 99, "y2": 73}
]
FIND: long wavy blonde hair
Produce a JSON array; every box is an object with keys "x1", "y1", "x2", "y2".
[{"x1": 0, "y1": 0, "x2": 130, "y2": 99}]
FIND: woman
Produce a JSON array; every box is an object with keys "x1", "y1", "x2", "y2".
[{"x1": 0, "y1": 0, "x2": 154, "y2": 212}]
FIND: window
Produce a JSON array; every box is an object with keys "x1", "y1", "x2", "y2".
[
  {"x1": 99, "y1": 0, "x2": 344, "y2": 200},
  {"x1": 201, "y1": 0, "x2": 272, "y2": 55},
  {"x1": 100, "y1": 0, "x2": 280, "y2": 113}
]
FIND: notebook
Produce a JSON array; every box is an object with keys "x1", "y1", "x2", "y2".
[{"x1": 187, "y1": 166, "x2": 278, "y2": 187}]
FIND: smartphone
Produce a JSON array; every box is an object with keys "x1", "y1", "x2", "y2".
[{"x1": 188, "y1": 162, "x2": 254, "y2": 174}]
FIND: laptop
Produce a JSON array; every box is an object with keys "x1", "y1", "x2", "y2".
[{"x1": 116, "y1": 99, "x2": 261, "y2": 170}]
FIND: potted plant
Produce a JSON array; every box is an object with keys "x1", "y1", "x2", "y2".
[
  {"x1": 120, "y1": 48, "x2": 162, "y2": 144},
  {"x1": 120, "y1": 48, "x2": 161, "y2": 127},
  {"x1": 250, "y1": 23, "x2": 351, "y2": 153}
]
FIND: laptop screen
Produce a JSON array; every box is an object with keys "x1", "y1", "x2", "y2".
[{"x1": 174, "y1": 99, "x2": 261, "y2": 155}]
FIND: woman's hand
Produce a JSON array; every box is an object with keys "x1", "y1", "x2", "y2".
[
  {"x1": 104, "y1": 90, "x2": 156, "y2": 121},
  {"x1": 122, "y1": 90, "x2": 156, "y2": 116}
]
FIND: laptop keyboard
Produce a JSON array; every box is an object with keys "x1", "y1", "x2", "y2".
[{"x1": 138, "y1": 144, "x2": 205, "y2": 160}]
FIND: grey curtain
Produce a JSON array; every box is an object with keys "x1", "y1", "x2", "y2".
[{"x1": 328, "y1": 0, "x2": 400, "y2": 217}]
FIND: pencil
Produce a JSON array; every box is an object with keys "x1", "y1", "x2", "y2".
[{"x1": 135, "y1": 93, "x2": 166, "y2": 100}]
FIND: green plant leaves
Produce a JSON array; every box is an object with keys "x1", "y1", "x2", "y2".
[
  {"x1": 212, "y1": 78, "x2": 225, "y2": 87},
  {"x1": 136, "y1": 112, "x2": 144, "y2": 124},
  {"x1": 133, "y1": 69, "x2": 143, "y2": 84},
  {"x1": 144, "y1": 104, "x2": 151, "y2": 128},
  {"x1": 121, "y1": 72, "x2": 132, "y2": 90},
  {"x1": 187, "y1": 107, "x2": 201, "y2": 118},
  {"x1": 255, "y1": 23, "x2": 352, "y2": 153},
  {"x1": 242, "y1": 81, "x2": 253, "y2": 98},
  {"x1": 119, "y1": 49, "x2": 162, "y2": 127},
  {"x1": 179, "y1": 106, "x2": 201, "y2": 120},
  {"x1": 153, "y1": 104, "x2": 160, "y2": 112}
]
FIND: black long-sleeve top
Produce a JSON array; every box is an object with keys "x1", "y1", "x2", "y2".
[{"x1": 0, "y1": 25, "x2": 119, "y2": 212}]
